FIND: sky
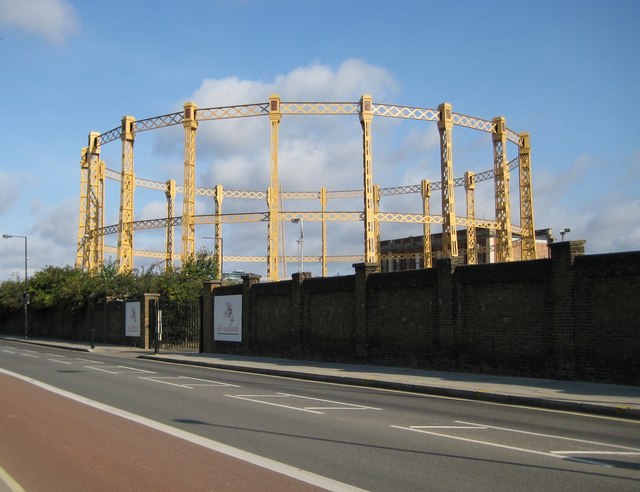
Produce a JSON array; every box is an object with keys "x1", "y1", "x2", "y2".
[{"x1": 0, "y1": 0, "x2": 639, "y2": 281}]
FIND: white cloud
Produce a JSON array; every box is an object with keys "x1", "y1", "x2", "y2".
[
  {"x1": 33, "y1": 197, "x2": 77, "y2": 246},
  {"x1": 0, "y1": 172, "x2": 22, "y2": 214},
  {"x1": 0, "y1": 0, "x2": 78, "y2": 44}
]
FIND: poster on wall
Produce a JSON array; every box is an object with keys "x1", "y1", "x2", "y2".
[
  {"x1": 125, "y1": 301, "x2": 141, "y2": 337},
  {"x1": 214, "y1": 295, "x2": 242, "y2": 342}
]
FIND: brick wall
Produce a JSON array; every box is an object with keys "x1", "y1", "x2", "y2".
[{"x1": 201, "y1": 241, "x2": 640, "y2": 384}]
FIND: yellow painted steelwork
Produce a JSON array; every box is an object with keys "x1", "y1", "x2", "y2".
[
  {"x1": 214, "y1": 184, "x2": 224, "y2": 275},
  {"x1": 320, "y1": 187, "x2": 328, "y2": 277},
  {"x1": 518, "y1": 133, "x2": 536, "y2": 260},
  {"x1": 86, "y1": 132, "x2": 102, "y2": 271},
  {"x1": 116, "y1": 117, "x2": 135, "y2": 273},
  {"x1": 438, "y1": 103, "x2": 458, "y2": 258},
  {"x1": 78, "y1": 94, "x2": 536, "y2": 276},
  {"x1": 421, "y1": 179, "x2": 432, "y2": 268},
  {"x1": 267, "y1": 95, "x2": 282, "y2": 281},
  {"x1": 181, "y1": 102, "x2": 198, "y2": 263},
  {"x1": 492, "y1": 116, "x2": 513, "y2": 262},
  {"x1": 465, "y1": 171, "x2": 477, "y2": 265},
  {"x1": 165, "y1": 179, "x2": 176, "y2": 270},
  {"x1": 76, "y1": 147, "x2": 88, "y2": 268},
  {"x1": 360, "y1": 94, "x2": 377, "y2": 266}
]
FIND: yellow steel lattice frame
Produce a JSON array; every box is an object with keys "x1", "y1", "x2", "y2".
[
  {"x1": 165, "y1": 179, "x2": 176, "y2": 270},
  {"x1": 360, "y1": 95, "x2": 378, "y2": 265},
  {"x1": 267, "y1": 95, "x2": 282, "y2": 281},
  {"x1": 421, "y1": 179, "x2": 432, "y2": 268},
  {"x1": 80, "y1": 94, "x2": 535, "y2": 275},
  {"x1": 518, "y1": 133, "x2": 536, "y2": 260},
  {"x1": 116, "y1": 117, "x2": 135, "y2": 273},
  {"x1": 85, "y1": 132, "x2": 103, "y2": 271},
  {"x1": 492, "y1": 117, "x2": 513, "y2": 262},
  {"x1": 320, "y1": 187, "x2": 328, "y2": 277},
  {"x1": 465, "y1": 171, "x2": 477, "y2": 265},
  {"x1": 181, "y1": 102, "x2": 198, "y2": 262},
  {"x1": 214, "y1": 184, "x2": 224, "y2": 275},
  {"x1": 76, "y1": 147, "x2": 88, "y2": 268},
  {"x1": 438, "y1": 103, "x2": 458, "y2": 257}
]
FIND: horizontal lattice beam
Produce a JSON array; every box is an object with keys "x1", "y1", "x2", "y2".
[
  {"x1": 373, "y1": 104, "x2": 440, "y2": 121},
  {"x1": 197, "y1": 103, "x2": 270, "y2": 121},
  {"x1": 281, "y1": 102, "x2": 359, "y2": 115}
]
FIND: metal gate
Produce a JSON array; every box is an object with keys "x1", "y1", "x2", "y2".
[{"x1": 159, "y1": 297, "x2": 202, "y2": 351}]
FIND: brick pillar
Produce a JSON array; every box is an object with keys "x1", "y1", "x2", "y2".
[
  {"x1": 353, "y1": 262, "x2": 379, "y2": 362},
  {"x1": 243, "y1": 274, "x2": 261, "y2": 352},
  {"x1": 291, "y1": 272, "x2": 312, "y2": 357},
  {"x1": 434, "y1": 258, "x2": 457, "y2": 367},
  {"x1": 549, "y1": 240, "x2": 585, "y2": 379},
  {"x1": 201, "y1": 280, "x2": 222, "y2": 353},
  {"x1": 141, "y1": 294, "x2": 160, "y2": 349}
]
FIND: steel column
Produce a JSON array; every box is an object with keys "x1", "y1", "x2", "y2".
[
  {"x1": 76, "y1": 147, "x2": 88, "y2": 268},
  {"x1": 214, "y1": 184, "x2": 224, "y2": 275},
  {"x1": 117, "y1": 117, "x2": 135, "y2": 272},
  {"x1": 438, "y1": 103, "x2": 458, "y2": 258},
  {"x1": 518, "y1": 133, "x2": 536, "y2": 260},
  {"x1": 181, "y1": 102, "x2": 198, "y2": 263},
  {"x1": 165, "y1": 179, "x2": 175, "y2": 270},
  {"x1": 492, "y1": 116, "x2": 513, "y2": 262},
  {"x1": 267, "y1": 95, "x2": 281, "y2": 281},
  {"x1": 87, "y1": 132, "x2": 102, "y2": 271},
  {"x1": 320, "y1": 186, "x2": 328, "y2": 277},
  {"x1": 465, "y1": 171, "x2": 477, "y2": 264},
  {"x1": 421, "y1": 179, "x2": 432, "y2": 268},
  {"x1": 360, "y1": 94, "x2": 378, "y2": 265}
]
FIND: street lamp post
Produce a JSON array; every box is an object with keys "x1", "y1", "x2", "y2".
[
  {"x1": 2, "y1": 234, "x2": 28, "y2": 339},
  {"x1": 202, "y1": 236, "x2": 223, "y2": 280},
  {"x1": 291, "y1": 219, "x2": 304, "y2": 274},
  {"x1": 560, "y1": 228, "x2": 571, "y2": 241}
]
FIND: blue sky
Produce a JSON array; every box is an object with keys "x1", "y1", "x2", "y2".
[{"x1": 1, "y1": 0, "x2": 639, "y2": 280}]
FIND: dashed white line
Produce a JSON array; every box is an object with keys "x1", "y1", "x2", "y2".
[
  {"x1": 87, "y1": 365, "x2": 156, "y2": 375},
  {"x1": 139, "y1": 376, "x2": 240, "y2": 389},
  {"x1": 455, "y1": 421, "x2": 640, "y2": 452},
  {"x1": 226, "y1": 392, "x2": 382, "y2": 414},
  {"x1": 551, "y1": 451, "x2": 640, "y2": 455}
]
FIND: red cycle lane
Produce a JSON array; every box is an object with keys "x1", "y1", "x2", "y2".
[{"x1": 0, "y1": 372, "x2": 327, "y2": 492}]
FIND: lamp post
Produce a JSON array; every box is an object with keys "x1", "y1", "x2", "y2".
[
  {"x1": 560, "y1": 228, "x2": 571, "y2": 241},
  {"x1": 291, "y1": 219, "x2": 304, "y2": 274},
  {"x1": 2, "y1": 234, "x2": 28, "y2": 339},
  {"x1": 202, "y1": 236, "x2": 223, "y2": 280}
]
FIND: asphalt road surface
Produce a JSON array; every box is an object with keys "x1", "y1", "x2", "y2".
[{"x1": 1, "y1": 340, "x2": 639, "y2": 491}]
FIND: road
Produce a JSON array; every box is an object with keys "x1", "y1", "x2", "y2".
[{"x1": 1, "y1": 340, "x2": 639, "y2": 491}]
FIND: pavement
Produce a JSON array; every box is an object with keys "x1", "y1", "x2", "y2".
[{"x1": 2, "y1": 336, "x2": 640, "y2": 420}]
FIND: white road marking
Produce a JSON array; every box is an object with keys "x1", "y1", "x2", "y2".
[
  {"x1": 0, "y1": 368, "x2": 365, "y2": 492},
  {"x1": 20, "y1": 354, "x2": 39, "y2": 358},
  {"x1": 393, "y1": 420, "x2": 640, "y2": 468},
  {"x1": 456, "y1": 421, "x2": 640, "y2": 452},
  {"x1": 410, "y1": 425, "x2": 488, "y2": 429},
  {"x1": 50, "y1": 358, "x2": 103, "y2": 365},
  {"x1": 139, "y1": 376, "x2": 240, "y2": 389},
  {"x1": 226, "y1": 392, "x2": 382, "y2": 414},
  {"x1": 87, "y1": 365, "x2": 156, "y2": 375},
  {"x1": 391, "y1": 424, "x2": 613, "y2": 467},
  {"x1": 0, "y1": 464, "x2": 24, "y2": 492},
  {"x1": 551, "y1": 451, "x2": 640, "y2": 455}
]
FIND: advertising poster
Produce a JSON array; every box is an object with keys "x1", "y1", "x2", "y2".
[
  {"x1": 213, "y1": 295, "x2": 242, "y2": 342},
  {"x1": 125, "y1": 301, "x2": 141, "y2": 337}
]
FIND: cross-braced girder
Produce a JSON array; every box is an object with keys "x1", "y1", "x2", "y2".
[{"x1": 79, "y1": 94, "x2": 535, "y2": 275}]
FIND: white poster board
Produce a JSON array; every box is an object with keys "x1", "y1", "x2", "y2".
[
  {"x1": 125, "y1": 301, "x2": 141, "y2": 337},
  {"x1": 214, "y1": 295, "x2": 242, "y2": 342}
]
